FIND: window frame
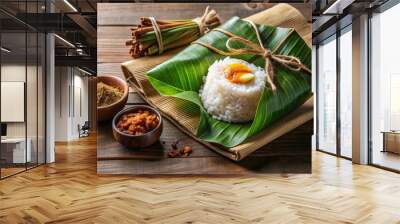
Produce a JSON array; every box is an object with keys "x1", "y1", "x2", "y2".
[{"x1": 315, "y1": 23, "x2": 353, "y2": 161}]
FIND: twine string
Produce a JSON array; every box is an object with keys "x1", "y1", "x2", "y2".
[
  {"x1": 193, "y1": 6, "x2": 219, "y2": 35},
  {"x1": 193, "y1": 19, "x2": 311, "y2": 91},
  {"x1": 149, "y1": 17, "x2": 164, "y2": 54}
]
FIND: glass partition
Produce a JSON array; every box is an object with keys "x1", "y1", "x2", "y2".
[
  {"x1": 27, "y1": 30, "x2": 38, "y2": 169},
  {"x1": 370, "y1": 3, "x2": 400, "y2": 171},
  {"x1": 316, "y1": 24, "x2": 353, "y2": 159},
  {"x1": 0, "y1": 26, "x2": 28, "y2": 178},
  {"x1": 339, "y1": 27, "x2": 352, "y2": 158},
  {"x1": 317, "y1": 35, "x2": 337, "y2": 154},
  {"x1": 0, "y1": 1, "x2": 46, "y2": 179}
]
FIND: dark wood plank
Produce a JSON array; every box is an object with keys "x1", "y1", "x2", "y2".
[
  {"x1": 128, "y1": 92, "x2": 145, "y2": 104},
  {"x1": 98, "y1": 153, "x2": 310, "y2": 175},
  {"x1": 96, "y1": 2, "x2": 311, "y2": 84},
  {"x1": 97, "y1": 26, "x2": 131, "y2": 64},
  {"x1": 99, "y1": 92, "x2": 312, "y2": 163},
  {"x1": 97, "y1": 118, "x2": 218, "y2": 160},
  {"x1": 97, "y1": 3, "x2": 311, "y2": 26},
  {"x1": 97, "y1": 63, "x2": 124, "y2": 75},
  {"x1": 98, "y1": 110, "x2": 312, "y2": 174},
  {"x1": 100, "y1": 92, "x2": 312, "y2": 160},
  {"x1": 97, "y1": 3, "x2": 311, "y2": 64},
  {"x1": 97, "y1": 62, "x2": 127, "y2": 78}
]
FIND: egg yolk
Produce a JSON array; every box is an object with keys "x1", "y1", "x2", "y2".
[{"x1": 224, "y1": 63, "x2": 255, "y2": 84}]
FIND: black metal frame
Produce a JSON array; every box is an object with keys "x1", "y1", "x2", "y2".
[
  {"x1": 36, "y1": 0, "x2": 39, "y2": 167},
  {"x1": 44, "y1": 0, "x2": 47, "y2": 166},
  {"x1": 336, "y1": 18, "x2": 341, "y2": 158},
  {"x1": 367, "y1": 9, "x2": 373, "y2": 166},
  {"x1": 25, "y1": 1, "x2": 28, "y2": 172},
  {"x1": 315, "y1": 45, "x2": 319, "y2": 151},
  {"x1": 0, "y1": 0, "x2": 47, "y2": 180},
  {"x1": 315, "y1": 20, "x2": 353, "y2": 161}
]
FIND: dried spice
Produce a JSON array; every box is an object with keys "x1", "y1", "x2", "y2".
[
  {"x1": 171, "y1": 140, "x2": 179, "y2": 150},
  {"x1": 167, "y1": 150, "x2": 181, "y2": 158},
  {"x1": 167, "y1": 140, "x2": 193, "y2": 158},
  {"x1": 97, "y1": 82, "x2": 123, "y2": 107},
  {"x1": 116, "y1": 110, "x2": 159, "y2": 136},
  {"x1": 181, "y1": 146, "x2": 193, "y2": 156}
]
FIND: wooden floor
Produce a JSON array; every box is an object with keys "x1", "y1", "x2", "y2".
[
  {"x1": 373, "y1": 150, "x2": 400, "y2": 171},
  {"x1": 1, "y1": 167, "x2": 26, "y2": 178},
  {"x1": 0, "y1": 136, "x2": 400, "y2": 223}
]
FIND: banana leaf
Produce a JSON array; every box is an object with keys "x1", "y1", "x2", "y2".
[{"x1": 146, "y1": 16, "x2": 312, "y2": 148}]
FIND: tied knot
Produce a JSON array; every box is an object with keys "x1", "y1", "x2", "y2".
[
  {"x1": 263, "y1": 49, "x2": 271, "y2": 59},
  {"x1": 193, "y1": 6, "x2": 220, "y2": 35}
]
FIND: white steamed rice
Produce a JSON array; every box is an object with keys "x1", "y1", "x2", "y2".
[{"x1": 199, "y1": 57, "x2": 266, "y2": 123}]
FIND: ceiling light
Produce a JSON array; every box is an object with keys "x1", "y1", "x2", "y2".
[
  {"x1": 76, "y1": 49, "x2": 85, "y2": 55},
  {"x1": 63, "y1": 0, "x2": 78, "y2": 12},
  {"x1": 54, "y1": 34, "x2": 75, "y2": 48},
  {"x1": 1, "y1": 47, "x2": 11, "y2": 53},
  {"x1": 323, "y1": 0, "x2": 355, "y2": 15},
  {"x1": 78, "y1": 67, "x2": 93, "y2": 76}
]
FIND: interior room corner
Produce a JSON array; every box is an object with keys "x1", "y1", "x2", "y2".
[{"x1": 0, "y1": 0, "x2": 400, "y2": 223}]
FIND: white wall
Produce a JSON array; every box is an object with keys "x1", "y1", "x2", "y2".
[
  {"x1": 73, "y1": 73, "x2": 89, "y2": 138},
  {"x1": 54, "y1": 66, "x2": 70, "y2": 141},
  {"x1": 1, "y1": 65, "x2": 32, "y2": 138},
  {"x1": 1, "y1": 65, "x2": 26, "y2": 140},
  {"x1": 54, "y1": 66, "x2": 89, "y2": 141}
]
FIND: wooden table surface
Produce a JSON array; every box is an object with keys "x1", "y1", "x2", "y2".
[{"x1": 97, "y1": 3, "x2": 312, "y2": 175}]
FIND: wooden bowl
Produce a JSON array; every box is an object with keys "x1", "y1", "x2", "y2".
[
  {"x1": 112, "y1": 105, "x2": 163, "y2": 148},
  {"x1": 97, "y1": 75, "x2": 129, "y2": 122}
]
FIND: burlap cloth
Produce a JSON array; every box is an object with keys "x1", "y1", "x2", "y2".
[{"x1": 121, "y1": 3, "x2": 313, "y2": 161}]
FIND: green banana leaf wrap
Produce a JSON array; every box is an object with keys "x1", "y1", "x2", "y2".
[{"x1": 146, "y1": 16, "x2": 312, "y2": 148}]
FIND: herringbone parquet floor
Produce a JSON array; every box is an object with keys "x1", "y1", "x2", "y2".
[{"x1": 1, "y1": 135, "x2": 400, "y2": 224}]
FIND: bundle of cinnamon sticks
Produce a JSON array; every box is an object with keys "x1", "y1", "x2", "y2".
[{"x1": 126, "y1": 7, "x2": 220, "y2": 58}]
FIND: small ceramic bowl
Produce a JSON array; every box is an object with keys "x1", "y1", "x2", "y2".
[
  {"x1": 97, "y1": 75, "x2": 129, "y2": 122},
  {"x1": 112, "y1": 105, "x2": 163, "y2": 148}
]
